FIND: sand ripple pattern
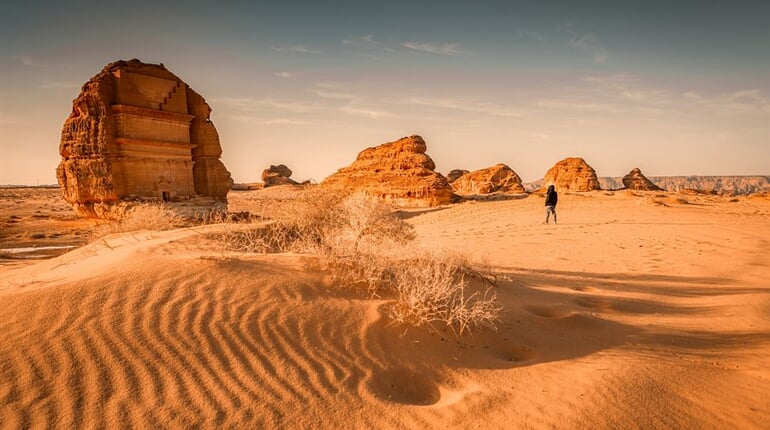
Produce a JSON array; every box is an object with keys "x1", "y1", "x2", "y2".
[{"x1": 0, "y1": 254, "x2": 405, "y2": 429}]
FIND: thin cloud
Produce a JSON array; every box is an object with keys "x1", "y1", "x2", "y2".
[
  {"x1": 342, "y1": 34, "x2": 379, "y2": 46},
  {"x1": 13, "y1": 55, "x2": 47, "y2": 67},
  {"x1": 401, "y1": 42, "x2": 471, "y2": 55},
  {"x1": 313, "y1": 89, "x2": 355, "y2": 100},
  {"x1": 269, "y1": 45, "x2": 322, "y2": 54},
  {"x1": 274, "y1": 71, "x2": 298, "y2": 79},
  {"x1": 684, "y1": 89, "x2": 770, "y2": 116},
  {"x1": 311, "y1": 82, "x2": 357, "y2": 100},
  {"x1": 228, "y1": 115, "x2": 313, "y2": 126},
  {"x1": 569, "y1": 35, "x2": 608, "y2": 64},
  {"x1": 214, "y1": 97, "x2": 319, "y2": 113},
  {"x1": 39, "y1": 81, "x2": 80, "y2": 90},
  {"x1": 339, "y1": 103, "x2": 394, "y2": 119},
  {"x1": 535, "y1": 99, "x2": 620, "y2": 113},
  {"x1": 408, "y1": 96, "x2": 520, "y2": 117}
]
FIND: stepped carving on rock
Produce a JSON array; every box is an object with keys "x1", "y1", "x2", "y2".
[
  {"x1": 321, "y1": 135, "x2": 455, "y2": 206},
  {"x1": 622, "y1": 168, "x2": 663, "y2": 191},
  {"x1": 57, "y1": 59, "x2": 232, "y2": 217},
  {"x1": 544, "y1": 157, "x2": 601, "y2": 192},
  {"x1": 451, "y1": 163, "x2": 525, "y2": 195},
  {"x1": 262, "y1": 164, "x2": 299, "y2": 187}
]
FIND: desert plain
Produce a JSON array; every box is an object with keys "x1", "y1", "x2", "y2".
[{"x1": 1, "y1": 186, "x2": 769, "y2": 429}]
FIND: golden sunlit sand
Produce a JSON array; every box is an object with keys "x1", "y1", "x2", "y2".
[{"x1": 1, "y1": 188, "x2": 769, "y2": 429}]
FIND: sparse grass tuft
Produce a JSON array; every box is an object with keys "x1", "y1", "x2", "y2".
[{"x1": 92, "y1": 203, "x2": 183, "y2": 238}]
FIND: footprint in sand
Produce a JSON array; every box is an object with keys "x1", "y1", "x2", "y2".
[
  {"x1": 368, "y1": 367, "x2": 441, "y2": 406},
  {"x1": 494, "y1": 344, "x2": 537, "y2": 363}
]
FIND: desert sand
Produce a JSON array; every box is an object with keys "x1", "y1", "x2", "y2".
[{"x1": 1, "y1": 188, "x2": 769, "y2": 429}]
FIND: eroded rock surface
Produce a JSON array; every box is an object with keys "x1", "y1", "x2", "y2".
[
  {"x1": 451, "y1": 164, "x2": 525, "y2": 194},
  {"x1": 57, "y1": 59, "x2": 232, "y2": 217},
  {"x1": 262, "y1": 164, "x2": 299, "y2": 187},
  {"x1": 622, "y1": 168, "x2": 663, "y2": 191},
  {"x1": 446, "y1": 169, "x2": 469, "y2": 183},
  {"x1": 544, "y1": 157, "x2": 601, "y2": 192},
  {"x1": 321, "y1": 135, "x2": 455, "y2": 206}
]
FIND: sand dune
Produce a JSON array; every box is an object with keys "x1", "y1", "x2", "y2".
[{"x1": 1, "y1": 191, "x2": 769, "y2": 429}]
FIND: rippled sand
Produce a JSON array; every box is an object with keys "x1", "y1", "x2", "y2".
[{"x1": 1, "y1": 190, "x2": 769, "y2": 429}]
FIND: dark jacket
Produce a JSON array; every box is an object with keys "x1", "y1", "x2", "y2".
[{"x1": 545, "y1": 186, "x2": 558, "y2": 206}]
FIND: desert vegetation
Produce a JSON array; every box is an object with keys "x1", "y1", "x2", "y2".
[{"x1": 91, "y1": 189, "x2": 501, "y2": 335}]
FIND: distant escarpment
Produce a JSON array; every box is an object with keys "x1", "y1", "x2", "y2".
[
  {"x1": 321, "y1": 135, "x2": 455, "y2": 206},
  {"x1": 598, "y1": 175, "x2": 769, "y2": 195},
  {"x1": 451, "y1": 164, "x2": 525, "y2": 195}
]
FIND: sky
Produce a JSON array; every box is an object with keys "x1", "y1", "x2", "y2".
[{"x1": 1, "y1": 0, "x2": 768, "y2": 185}]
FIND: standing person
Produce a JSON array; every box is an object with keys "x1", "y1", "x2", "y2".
[{"x1": 545, "y1": 185, "x2": 558, "y2": 224}]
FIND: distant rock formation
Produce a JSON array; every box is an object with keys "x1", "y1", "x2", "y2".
[
  {"x1": 321, "y1": 135, "x2": 455, "y2": 206},
  {"x1": 451, "y1": 164, "x2": 525, "y2": 195},
  {"x1": 622, "y1": 168, "x2": 662, "y2": 191},
  {"x1": 597, "y1": 175, "x2": 769, "y2": 195},
  {"x1": 544, "y1": 157, "x2": 601, "y2": 192},
  {"x1": 446, "y1": 169, "x2": 469, "y2": 183},
  {"x1": 262, "y1": 164, "x2": 299, "y2": 187},
  {"x1": 57, "y1": 59, "x2": 232, "y2": 217}
]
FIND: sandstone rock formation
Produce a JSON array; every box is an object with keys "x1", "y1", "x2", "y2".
[
  {"x1": 57, "y1": 59, "x2": 232, "y2": 217},
  {"x1": 451, "y1": 164, "x2": 525, "y2": 195},
  {"x1": 262, "y1": 164, "x2": 299, "y2": 187},
  {"x1": 446, "y1": 169, "x2": 469, "y2": 183},
  {"x1": 622, "y1": 168, "x2": 663, "y2": 191},
  {"x1": 544, "y1": 157, "x2": 601, "y2": 192},
  {"x1": 321, "y1": 135, "x2": 455, "y2": 206}
]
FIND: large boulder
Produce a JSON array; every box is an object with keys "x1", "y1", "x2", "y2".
[
  {"x1": 57, "y1": 59, "x2": 231, "y2": 217},
  {"x1": 321, "y1": 135, "x2": 455, "y2": 206},
  {"x1": 446, "y1": 169, "x2": 469, "y2": 183},
  {"x1": 262, "y1": 164, "x2": 299, "y2": 187},
  {"x1": 544, "y1": 157, "x2": 601, "y2": 192},
  {"x1": 451, "y1": 163, "x2": 525, "y2": 194},
  {"x1": 622, "y1": 168, "x2": 663, "y2": 191}
]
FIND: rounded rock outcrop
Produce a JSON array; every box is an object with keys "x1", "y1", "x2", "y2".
[
  {"x1": 544, "y1": 157, "x2": 601, "y2": 192},
  {"x1": 451, "y1": 163, "x2": 525, "y2": 195},
  {"x1": 622, "y1": 168, "x2": 663, "y2": 191},
  {"x1": 321, "y1": 135, "x2": 455, "y2": 207},
  {"x1": 262, "y1": 164, "x2": 299, "y2": 187},
  {"x1": 446, "y1": 169, "x2": 469, "y2": 183}
]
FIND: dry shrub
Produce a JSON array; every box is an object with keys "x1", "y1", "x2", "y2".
[
  {"x1": 212, "y1": 189, "x2": 501, "y2": 335},
  {"x1": 387, "y1": 251, "x2": 501, "y2": 335},
  {"x1": 92, "y1": 203, "x2": 183, "y2": 238}
]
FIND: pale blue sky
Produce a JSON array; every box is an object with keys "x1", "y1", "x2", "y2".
[{"x1": 1, "y1": 0, "x2": 768, "y2": 184}]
